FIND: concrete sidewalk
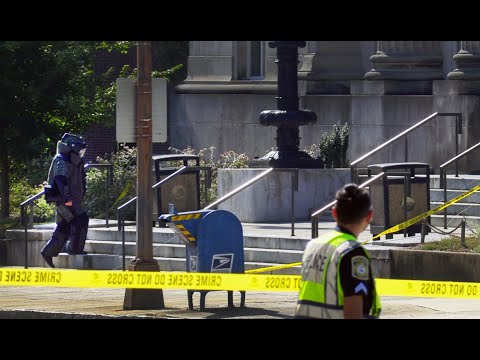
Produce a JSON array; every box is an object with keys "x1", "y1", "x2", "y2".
[
  {"x1": 2, "y1": 283, "x2": 480, "y2": 319},
  {"x1": 2, "y1": 220, "x2": 475, "y2": 319}
]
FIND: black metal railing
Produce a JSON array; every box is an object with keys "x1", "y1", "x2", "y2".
[
  {"x1": 439, "y1": 141, "x2": 480, "y2": 229},
  {"x1": 117, "y1": 165, "x2": 188, "y2": 270},
  {"x1": 350, "y1": 112, "x2": 462, "y2": 184},
  {"x1": 310, "y1": 172, "x2": 385, "y2": 238},
  {"x1": 204, "y1": 168, "x2": 299, "y2": 236},
  {"x1": 20, "y1": 191, "x2": 45, "y2": 269}
]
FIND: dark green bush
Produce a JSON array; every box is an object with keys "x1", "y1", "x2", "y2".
[
  {"x1": 9, "y1": 179, "x2": 55, "y2": 223},
  {"x1": 83, "y1": 145, "x2": 137, "y2": 221},
  {"x1": 304, "y1": 122, "x2": 349, "y2": 168}
]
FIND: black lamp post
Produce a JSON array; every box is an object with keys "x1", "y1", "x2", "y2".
[{"x1": 253, "y1": 41, "x2": 324, "y2": 168}]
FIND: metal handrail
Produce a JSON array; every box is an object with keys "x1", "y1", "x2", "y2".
[
  {"x1": 117, "y1": 165, "x2": 187, "y2": 270},
  {"x1": 203, "y1": 167, "x2": 299, "y2": 237},
  {"x1": 439, "y1": 141, "x2": 480, "y2": 229},
  {"x1": 19, "y1": 162, "x2": 113, "y2": 269},
  {"x1": 310, "y1": 172, "x2": 385, "y2": 238},
  {"x1": 350, "y1": 112, "x2": 462, "y2": 184},
  {"x1": 20, "y1": 191, "x2": 45, "y2": 269},
  {"x1": 204, "y1": 168, "x2": 274, "y2": 210}
]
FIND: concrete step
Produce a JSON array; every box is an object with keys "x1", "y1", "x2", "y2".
[
  {"x1": 81, "y1": 227, "x2": 311, "y2": 251},
  {"x1": 430, "y1": 189, "x2": 480, "y2": 203},
  {"x1": 430, "y1": 214, "x2": 480, "y2": 229},
  {"x1": 52, "y1": 253, "x2": 302, "y2": 275},
  {"x1": 431, "y1": 202, "x2": 480, "y2": 216},
  {"x1": 430, "y1": 175, "x2": 480, "y2": 190},
  {"x1": 84, "y1": 240, "x2": 304, "y2": 265}
]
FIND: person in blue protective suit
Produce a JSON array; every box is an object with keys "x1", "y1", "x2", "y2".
[{"x1": 41, "y1": 133, "x2": 89, "y2": 268}]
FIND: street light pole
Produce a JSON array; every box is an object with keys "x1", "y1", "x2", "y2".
[{"x1": 123, "y1": 41, "x2": 165, "y2": 310}]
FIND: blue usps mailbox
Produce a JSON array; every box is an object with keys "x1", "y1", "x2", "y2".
[{"x1": 159, "y1": 208, "x2": 246, "y2": 311}]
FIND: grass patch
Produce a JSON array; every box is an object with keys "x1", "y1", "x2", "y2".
[{"x1": 414, "y1": 236, "x2": 480, "y2": 253}]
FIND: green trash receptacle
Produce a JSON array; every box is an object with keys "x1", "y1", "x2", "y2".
[{"x1": 367, "y1": 162, "x2": 431, "y2": 240}]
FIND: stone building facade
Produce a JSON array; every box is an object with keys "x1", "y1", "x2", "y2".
[{"x1": 170, "y1": 41, "x2": 480, "y2": 174}]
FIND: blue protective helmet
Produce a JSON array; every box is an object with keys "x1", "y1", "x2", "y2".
[{"x1": 61, "y1": 133, "x2": 87, "y2": 157}]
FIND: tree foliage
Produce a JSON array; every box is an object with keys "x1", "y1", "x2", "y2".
[{"x1": 0, "y1": 41, "x2": 134, "y2": 218}]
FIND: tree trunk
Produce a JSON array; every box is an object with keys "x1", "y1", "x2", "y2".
[{"x1": 0, "y1": 130, "x2": 10, "y2": 219}]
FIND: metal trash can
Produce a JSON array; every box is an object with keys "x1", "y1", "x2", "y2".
[
  {"x1": 160, "y1": 209, "x2": 246, "y2": 311},
  {"x1": 367, "y1": 162, "x2": 431, "y2": 239},
  {"x1": 152, "y1": 154, "x2": 201, "y2": 226}
]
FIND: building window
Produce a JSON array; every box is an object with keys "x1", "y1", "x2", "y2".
[{"x1": 247, "y1": 41, "x2": 265, "y2": 79}]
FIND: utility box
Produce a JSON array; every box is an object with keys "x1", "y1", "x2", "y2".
[
  {"x1": 367, "y1": 162, "x2": 431, "y2": 239},
  {"x1": 159, "y1": 209, "x2": 246, "y2": 310},
  {"x1": 152, "y1": 154, "x2": 201, "y2": 226}
]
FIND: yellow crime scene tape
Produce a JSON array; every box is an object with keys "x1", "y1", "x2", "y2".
[
  {"x1": 0, "y1": 268, "x2": 302, "y2": 292},
  {"x1": 376, "y1": 278, "x2": 480, "y2": 299},
  {"x1": 1, "y1": 268, "x2": 480, "y2": 299},
  {"x1": 245, "y1": 184, "x2": 480, "y2": 277},
  {"x1": 2, "y1": 186, "x2": 480, "y2": 298}
]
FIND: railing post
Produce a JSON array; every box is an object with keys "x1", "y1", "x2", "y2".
[
  {"x1": 455, "y1": 115, "x2": 459, "y2": 177},
  {"x1": 404, "y1": 137, "x2": 408, "y2": 163},
  {"x1": 461, "y1": 219, "x2": 466, "y2": 247},
  {"x1": 117, "y1": 208, "x2": 125, "y2": 271},
  {"x1": 121, "y1": 214, "x2": 126, "y2": 272},
  {"x1": 105, "y1": 167, "x2": 109, "y2": 228},
  {"x1": 443, "y1": 168, "x2": 447, "y2": 229},
  {"x1": 21, "y1": 205, "x2": 28, "y2": 269},
  {"x1": 421, "y1": 219, "x2": 426, "y2": 244},
  {"x1": 311, "y1": 216, "x2": 318, "y2": 239}
]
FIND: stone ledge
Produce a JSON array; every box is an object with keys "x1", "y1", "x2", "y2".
[{"x1": 370, "y1": 248, "x2": 480, "y2": 282}]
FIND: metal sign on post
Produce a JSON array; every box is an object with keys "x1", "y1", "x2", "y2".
[{"x1": 116, "y1": 77, "x2": 168, "y2": 143}]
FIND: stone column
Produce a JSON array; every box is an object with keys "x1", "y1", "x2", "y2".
[
  {"x1": 447, "y1": 41, "x2": 480, "y2": 79},
  {"x1": 185, "y1": 41, "x2": 234, "y2": 81},
  {"x1": 298, "y1": 41, "x2": 370, "y2": 94},
  {"x1": 365, "y1": 41, "x2": 443, "y2": 80}
]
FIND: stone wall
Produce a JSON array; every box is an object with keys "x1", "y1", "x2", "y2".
[{"x1": 171, "y1": 41, "x2": 480, "y2": 174}]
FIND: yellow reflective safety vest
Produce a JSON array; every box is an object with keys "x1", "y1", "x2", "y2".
[{"x1": 295, "y1": 230, "x2": 381, "y2": 319}]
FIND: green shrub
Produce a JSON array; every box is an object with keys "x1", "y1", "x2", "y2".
[
  {"x1": 305, "y1": 122, "x2": 349, "y2": 168},
  {"x1": 7, "y1": 153, "x2": 55, "y2": 228},
  {"x1": 178, "y1": 146, "x2": 249, "y2": 208},
  {"x1": 8, "y1": 179, "x2": 55, "y2": 223},
  {"x1": 11, "y1": 154, "x2": 52, "y2": 188},
  {"x1": 83, "y1": 145, "x2": 137, "y2": 221}
]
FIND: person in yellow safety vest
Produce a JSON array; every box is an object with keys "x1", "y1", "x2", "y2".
[{"x1": 295, "y1": 183, "x2": 381, "y2": 319}]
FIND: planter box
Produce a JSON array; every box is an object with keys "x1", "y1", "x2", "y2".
[{"x1": 217, "y1": 168, "x2": 351, "y2": 222}]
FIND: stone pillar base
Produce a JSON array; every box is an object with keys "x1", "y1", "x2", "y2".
[
  {"x1": 298, "y1": 79, "x2": 353, "y2": 95},
  {"x1": 365, "y1": 53, "x2": 443, "y2": 81},
  {"x1": 447, "y1": 50, "x2": 480, "y2": 80},
  {"x1": 433, "y1": 79, "x2": 480, "y2": 95},
  {"x1": 351, "y1": 80, "x2": 433, "y2": 95}
]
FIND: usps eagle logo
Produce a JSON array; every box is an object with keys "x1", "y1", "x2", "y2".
[{"x1": 211, "y1": 254, "x2": 234, "y2": 273}]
